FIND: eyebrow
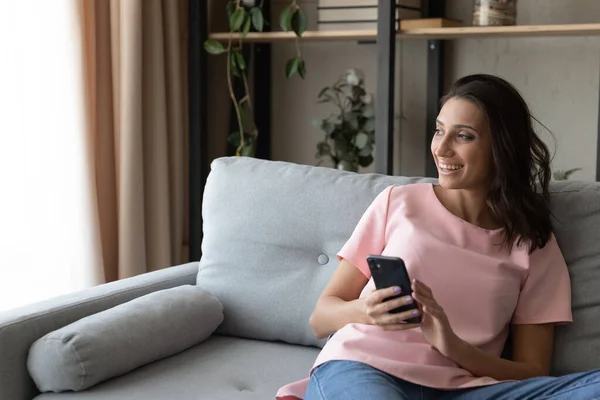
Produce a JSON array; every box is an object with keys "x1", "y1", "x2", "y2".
[{"x1": 436, "y1": 119, "x2": 478, "y2": 133}]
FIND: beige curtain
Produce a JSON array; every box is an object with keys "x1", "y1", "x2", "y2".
[{"x1": 80, "y1": 0, "x2": 189, "y2": 282}]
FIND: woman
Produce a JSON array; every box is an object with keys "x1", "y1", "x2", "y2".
[{"x1": 276, "y1": 74, "x2": 600, "y2": 399}]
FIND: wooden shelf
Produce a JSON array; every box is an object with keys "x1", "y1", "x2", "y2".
[{"x1": 209, "y1": 23, "x2": 600, "y2": 43}]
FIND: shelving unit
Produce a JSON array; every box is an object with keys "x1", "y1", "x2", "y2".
[
  {"x1": 208, "y1": 23, "x2": 600, "y2": 42},
  {"x1": 188, "y1": 1, "x2": 600, "y2": 258}
]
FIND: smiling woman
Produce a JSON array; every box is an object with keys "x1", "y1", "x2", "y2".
[{"x1": 436, "y1": 74, "x2": 553, "y2": 252}]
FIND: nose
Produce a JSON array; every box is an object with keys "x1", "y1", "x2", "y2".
[{"x1": 434, "y1": 134, "x2": 454, "y2": 158}]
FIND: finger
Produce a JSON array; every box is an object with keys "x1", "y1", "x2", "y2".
[
  {"x1": 367, "y1": 286, "x2": 402, "y2": 306},
  {"x1": 411, "y1": 291, "x2": 436, "y2": 308},
  {"x1": 411, "y1": 283, "x2": 435, "y2": 305},
  {"x1": 373, "y1": 295, "x2": 415, "y2": 315},
  {"x1": 422, "y1": 304, "x2": 444, "y2": 318},
  {"x1": 413, "y1": 279, "x2": 434, "y2": 296},
  {"x1": 377, "y1": 308, "x2": 421, "y2": 325},
  {"x1": 381, "y1": 323, "x2": 420, "y2": 331}
]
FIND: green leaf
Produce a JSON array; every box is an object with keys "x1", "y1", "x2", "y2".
[
  {"x1": 280, "y1": 6, "x2": 293, "y2": 32},
  {"x1": 297, "y1": 58, "x2": 306, "y2": 79},
  {"x1": 359, "y1": 143, "x2": 373, "y2": 157},
  {"x1": 233, "y1": 52, "x2": 246, "y2": 70},
  {"x1": 285, "y1": 57, "x2": 301, "y2": 79},
  {"x1": 348, "y1": 113, "x2": 360, "y2": 131},
  {"x1": 328, "y1": 114, "x2": 342, "y2": 126},
  {"x1": 230, "y1": 8, "x2": 246, "y2": 31},
  {"x1": 311, "y1": 118, "x2": 323, "y2": 129},
  {"x1": 250, "y1": 7, "x2": 264, "y2": 32},
  {"x1": 204, "y1": 39, "x2": 225, "y2": 55},
  {"x1": 358, "y1": 154, "x2": 374, "y2": 167},
  {"x1": 226, "y1": 1, "x2": 235, "y2": 20},
  {"x1": 242, "y1": 15, "x2": 252, "y2": 37},
  {"x1": 363, "y1": 117, "x2": 375, "y2": 132},
  {"x1": 322, "y1": 120, "x2": 335, "y2": 135},
  {"x1": 317, "y1": 87, "x2": 330, "y2": 99},
  {"x1": 362, "y1": 107, "x2": 375, "y2": 118},
  {"x1": 291, "y1": 9, "x2": 307, "y2": 37},
  {"x1": 227, "y1": 131, "x2": 241, "y2": 146},
  {"x1": 241, "y1": 143, "x2": 254, "y2": 157},
  {"x1": 355, "y1": 132, "x2": 369, "y2": 149},
  {"x1": 316, "y1": 142, "x2": 331, "y2": 157},
  {"x1": 230, "y1": 56, "x2": 241, "y2": 77}
]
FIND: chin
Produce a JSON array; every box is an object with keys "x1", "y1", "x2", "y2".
[{"x1": 437, "y1": 177, "x2": 462, "y2": 189}]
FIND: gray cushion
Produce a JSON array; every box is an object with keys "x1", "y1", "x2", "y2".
[
  {"x1": 27, "y1": 285, "x2": 223, "y2": 393},
  {"x1": 197, "y1": 156, "x2": 434, "y2": 348},
  {"x1": 546, "y1": 181, "x2": 600, "y2": 375},
  {"x1": 32, "y1": 335, "x2": 320, "y2": 400}
]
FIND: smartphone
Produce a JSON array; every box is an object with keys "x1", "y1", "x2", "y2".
[{"x1": 366, "y1": 255, "x2": 421, "y2": 324}]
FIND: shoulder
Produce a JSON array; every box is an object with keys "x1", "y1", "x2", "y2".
[
  {"x1": 527, "y1": 233, "x2": 566, "y2": 265},
  {"x1": 387, "y1": 182, "x2": 432, "y2": 205},
  {"x1": 509, "y1": 232, "x2": 567, "y2": 274}
]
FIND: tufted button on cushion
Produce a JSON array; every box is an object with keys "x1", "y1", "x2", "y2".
[{"x1": 317, "y1": 253, "x2": 329, "y2": 265}]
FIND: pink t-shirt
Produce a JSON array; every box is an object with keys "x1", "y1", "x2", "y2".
[{"x1": 276, "y1": 183, "x2": 572, "y2": 400}]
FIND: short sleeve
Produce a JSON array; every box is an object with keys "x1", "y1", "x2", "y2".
[
  {"x1": 336, "y1": 185, "x2": 393, "y2": 278},
  {"x1": 512, "y1": 234, "x2": 573, "y2": 325}
]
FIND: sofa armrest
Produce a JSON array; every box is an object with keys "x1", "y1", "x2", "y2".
[{"x1": 0, "y1": 262, "x2": 199, "y2": 400}]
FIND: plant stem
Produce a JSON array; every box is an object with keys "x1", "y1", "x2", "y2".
[
  {"x1": 227, "y1": 30, "x2": 244, "y2": 155},
  {"x1": 241, "y1": 68, "x2": 258, "y2": 138}
]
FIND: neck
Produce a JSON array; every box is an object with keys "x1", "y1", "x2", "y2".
[{"x1": 435, "y1": 185, "x2": 500, "y2": 230}]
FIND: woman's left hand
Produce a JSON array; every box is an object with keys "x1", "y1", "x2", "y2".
[{"x1": 411, "y1": 279, "x2": 458, "y2": 356}]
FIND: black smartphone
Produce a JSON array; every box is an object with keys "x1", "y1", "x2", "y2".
[{"x1": 366, "y1": 255, "x2": 421, "y2": 324}]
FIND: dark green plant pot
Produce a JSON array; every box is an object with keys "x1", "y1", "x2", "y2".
[{"x1": 337, "y1": 161, "x2": 359, "y2": 172}]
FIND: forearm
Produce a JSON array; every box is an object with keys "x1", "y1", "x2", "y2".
[
  {"x1": 309, "y1": 296, "x2": 367, "y2": 339},
  {"x1": 445, "y1": 336, "x2": 546, "y2": 381}
]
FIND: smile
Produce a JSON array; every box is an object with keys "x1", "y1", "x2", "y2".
[{"x1": 439, "y1": 163, "x2": 464, "y2": 172}]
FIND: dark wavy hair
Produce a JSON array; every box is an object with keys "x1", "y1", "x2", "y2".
[{"x1": 441, "y1": 74, "x2": 553, "y2": 253}]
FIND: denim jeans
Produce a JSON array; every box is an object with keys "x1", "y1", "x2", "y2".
[{"x1": 304, "y1": 360, "x2": 600, "y2": 400}]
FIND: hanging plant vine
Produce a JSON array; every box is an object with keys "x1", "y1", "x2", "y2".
[{"x1": 204, "y1": 0, "x2": 307, "y2": 156}]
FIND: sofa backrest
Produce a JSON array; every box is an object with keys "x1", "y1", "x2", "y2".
[
  {"x1": 546, "y1": 180, "x2": 600, "y2": 375},
  {"x1": 197, "y1": 156, "x2": 600, "y2": 375}
]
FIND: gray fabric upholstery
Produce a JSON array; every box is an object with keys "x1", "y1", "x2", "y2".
[
  {"x1": 197, "y1": 157, "x2": 434, "y2": 348},
  {"x1": 33, "y1": 335, "x2": 320, "y2": 400},
  {"x1": 0, "y1": 262, "x2": 199, "y2": 400},
  {"x1": 28, "y1": 285, "x2": 222, "y2": 393},
  {"x1": 546, "y1": 181, "x2": 600, "y2": 375}
]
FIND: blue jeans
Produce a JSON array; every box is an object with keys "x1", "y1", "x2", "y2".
[{"x1": 304, "y1": 360, "x2": 600, "y2": 400}]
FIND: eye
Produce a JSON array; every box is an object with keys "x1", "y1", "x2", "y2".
[
  {"x1": 458, "y1": 133, "x2": 474, "y2": 141},
  {"x1": 434, "y1": 129, "x2": 443, "y2": 136}
]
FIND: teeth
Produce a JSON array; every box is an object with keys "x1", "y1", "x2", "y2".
[{"x1": 440, "y1": 163, "x2": 464, "y2": 170}]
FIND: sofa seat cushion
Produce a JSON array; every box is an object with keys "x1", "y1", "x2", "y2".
[{"x1": 33, "y1": 335, "x2": 319, "y2": 400}]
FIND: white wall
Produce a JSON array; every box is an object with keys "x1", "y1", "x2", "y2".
[{"x1": 269, "y1": 0, "x2": 600, "y2": 180}]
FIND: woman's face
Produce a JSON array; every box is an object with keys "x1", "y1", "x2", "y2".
[{"x1": 431, "y1": 97, "x2": 494, "y2": 191}]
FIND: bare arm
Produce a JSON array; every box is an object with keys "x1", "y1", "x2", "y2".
[
  {"x1": 411, "y1": 279, "x2": 554, "y2": 381},
  {"x1": 309, "y1": 259, "x2": 369, "y2": 339},
  {"x1": 446, "y1": 323, "x2": 554, "y2": 380},
  {"x1": 309, "y1": 259, "x2": 419, "y2": 339}
]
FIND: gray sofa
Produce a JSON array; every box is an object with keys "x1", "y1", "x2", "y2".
[{"x1": 1, "y1": 156, "x2": 600, "y2": 400}]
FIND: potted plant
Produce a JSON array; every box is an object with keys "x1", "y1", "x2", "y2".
[
  {"x1": 553, "y1": 167, "x2": 582, "y2": 181},
  {"x1": 203, "y1": 0, "x2": 308, "y2": 157},
  {"x1": 314, "y1": 69, "x2": 376, "y2": 172}
]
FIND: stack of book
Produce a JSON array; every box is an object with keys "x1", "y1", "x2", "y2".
[{"x1": 317, "y1": 0, "x2": 421, "y2": 31}]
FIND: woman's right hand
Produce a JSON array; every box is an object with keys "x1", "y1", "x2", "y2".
[{"x1": 363, "y1": 286, "x2": 420, "y2": 331}]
